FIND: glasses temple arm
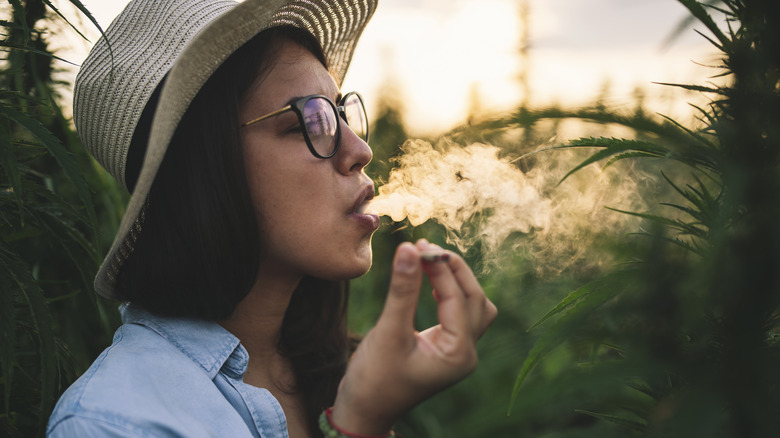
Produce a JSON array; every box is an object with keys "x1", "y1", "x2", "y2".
[{"x1": 241, "y1": 105, "x2": 293, "y2": 127}]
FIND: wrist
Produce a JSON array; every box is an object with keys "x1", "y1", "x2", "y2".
[{"x1": 320, "y1": 407, "x2": 395, "y2": 438}]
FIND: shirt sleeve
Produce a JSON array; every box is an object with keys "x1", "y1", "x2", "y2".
[{"x1": 47, "y1": 415, "x2": 145, "y2": 438}]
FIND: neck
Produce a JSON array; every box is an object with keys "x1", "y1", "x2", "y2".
[
  {"x1": 220, "y1": 265, "x2": 315, "y2": 438},
  {"x1": 219, "y1": 264, "x2": 301, "y2": 388}
]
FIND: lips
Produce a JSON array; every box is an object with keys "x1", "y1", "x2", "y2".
[
  {"x1": 351, "y1": 184, "x2": 380, "y2": 231},
  {"x1": 353, "y1": 184, "x2": 375, "y2": 214}
]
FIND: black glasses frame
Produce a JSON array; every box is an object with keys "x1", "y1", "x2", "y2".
[{"x1": 241, "y1": 91, "x2": 369, "y2": 159}]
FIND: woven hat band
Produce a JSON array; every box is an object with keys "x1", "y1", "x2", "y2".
[{"x1": 74, "y1": 0, "x2": 237, "y2": 189}]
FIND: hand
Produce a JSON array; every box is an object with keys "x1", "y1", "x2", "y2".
[{"x1": 331, "y1": 240, "x2": 497, "y2": 435}]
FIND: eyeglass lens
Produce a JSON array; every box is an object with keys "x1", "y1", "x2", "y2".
[
  {"x1": 302, "y1": 94, "x2": 368, "y2": 157},
  {"x1": 303, "y1": 98, "x2": 338, "y2": 157},
  {"x1": 343, "y1": 93, "x2": 368, "y2": 142}
]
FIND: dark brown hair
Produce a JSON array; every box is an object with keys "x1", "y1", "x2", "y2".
[{"x1": 117, "y1": 26, "x2": 349, "y2": 436}]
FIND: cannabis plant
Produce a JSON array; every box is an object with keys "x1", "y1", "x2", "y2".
[
  {"x1": 1, "y1": 1, "x2": 122, "y2": 436},
  {"x1": 495, "y1": 0, "x2": 780, "y2": 436}
]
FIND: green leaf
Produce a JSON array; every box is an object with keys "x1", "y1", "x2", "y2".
[
  {"x1": 0, "y1": 19, "x2": 24, "y2": 30},
  {"x1": 33, "y1": 206, "x2": 99, "y2": 291},
  {"x1": 573, "y1": 409, "x2": 647, "y2": 432},
  {"x1": 0, "y1": 41, "x2": 77, "y2": 66},
  {"x1": 26, "y1": 281, "x2": 57, "y2": 431},
  {"x1": 509, "y1": 273, "x2": 626, "y2": 414},
  {"x1": 41, "y1": 0, "x2": 92, "y2": 43},
  {"x1": 0, "y1": 104, "x2": 97, "y2": 229},
  {"x1": 7, "y1": 0, "x2": 29, "y2": 47},
  {"x1": 558, "y1": 137, "x2": 668, "y2": 183},
  {"x1": 0, "y1": 251, "x2": 17, "y2": 419},
  {"x1": 528, "y1": 282, "x2": 600, "y2": 330},
  {"x1": 657, "y1": 112, "x2": 718, "y2": 150},
  {"x1": 50, "y1": 0, "x2": 115, "y2": 76},
  {"x1": 677, "y1": 0, "x2": 731, "y2": 50},
  {"x1": 0, "y1": 90, "x2": 48, "y2": 106},
  {"x1": 653, "y1": 82, "x2": 722, "y2": 95},
  {"x1": 0, "y1": 244, "x2": 56, "y2": 429},
  {"x1": 660, "y1": 202, "x2": 705, "y2": 223},
  {"x1": 47, "y1": 0, "x2": 107, "y2": 44},
  {"x1": 603, "y1": 151, "x2": 666, "y2": 169},
  {"x1": 614, "y1": 207, "x2": 706, "y2": 241},
  {"x1": 627, "y1": 230, "x2": 705, "y2": 256},
  {"x1": 662, "y1": 173, "x2": 703, "y2": 208},
  {"x1": 0, "y1": 116, "x2": 24, "y2": 224},
  {"x1": 605, "y1": 206, "x2": 682, "y2": 229},
  {"x1": 689, "y1": 103, "x2": 719, "y2": 129}
]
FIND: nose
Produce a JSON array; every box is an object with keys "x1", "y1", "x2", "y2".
[{"x1": 335, "y1": 118, "x2": 372, "y2": 175}]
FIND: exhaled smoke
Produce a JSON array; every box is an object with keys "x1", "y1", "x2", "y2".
[{"x1": 367, "y1": 139, "x2": 650, "y2": 276}]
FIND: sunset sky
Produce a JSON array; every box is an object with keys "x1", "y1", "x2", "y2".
[{"x1": 65, "y1": 0, "x2": 718, "y2": 135}]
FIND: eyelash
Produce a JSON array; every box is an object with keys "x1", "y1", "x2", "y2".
[{"x1": 284, "y1": 124, "x2": 304, "y2": 134}]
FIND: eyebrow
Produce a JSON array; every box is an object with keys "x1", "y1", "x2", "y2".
[
  {"x1": 282, "y1": 91, "x2": 342, "y2": 107},
  {"x1": 283, "y1": 96, "x2": 306, "y2": 107}
]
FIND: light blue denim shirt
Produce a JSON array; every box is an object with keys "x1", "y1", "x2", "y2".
[{"x1": 47, "y1": 304, "x2": 289, "y2": 437}]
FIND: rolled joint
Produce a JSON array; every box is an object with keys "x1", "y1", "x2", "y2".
[{"x1": 420, "y1": 250, "x2": 450, "y2": 263}]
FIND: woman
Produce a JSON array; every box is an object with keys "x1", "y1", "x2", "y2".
[{"x1": 48, "y1": 0, "x2": 496, "y2": 436}]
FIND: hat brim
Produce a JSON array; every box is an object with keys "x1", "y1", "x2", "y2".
[{"x1": 95, "y1": 0, "x2": 377, "y2": 298}]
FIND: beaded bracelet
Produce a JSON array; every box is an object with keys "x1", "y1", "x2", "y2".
[{"x1": 318, "y1": 407, "x2": 396, "y2": 438}]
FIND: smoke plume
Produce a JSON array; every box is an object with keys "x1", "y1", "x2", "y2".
[{"x1": 367, "y1": 139, "x2": 651, "y2": 275}]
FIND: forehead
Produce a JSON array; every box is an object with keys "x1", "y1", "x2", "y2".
[{"x1": 246, "y1": 39, "x2": 339, "y2": 112}]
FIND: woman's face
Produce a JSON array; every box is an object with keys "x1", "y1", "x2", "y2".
[{"x1": 240, "y1": 38, "x2": 378, "y2": 283}]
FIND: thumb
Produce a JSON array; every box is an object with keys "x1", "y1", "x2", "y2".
[{"x1": 378, "y1": 242, "x2": 423, "y2": 333}]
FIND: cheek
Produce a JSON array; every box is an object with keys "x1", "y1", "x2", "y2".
[
  {"x1": 240, "y1": 139, "x2": 372, "y2": 279},
  {"x1": 243, "y1": 147, "x2": 335, "y2": 243}
]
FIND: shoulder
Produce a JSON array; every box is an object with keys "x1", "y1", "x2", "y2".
[
  {"x1": 47, "y1": 323, "x2": 250, "y2": 437},
  {"x1": 47, "y1": 414, "x2": 149, "y2": 437}
]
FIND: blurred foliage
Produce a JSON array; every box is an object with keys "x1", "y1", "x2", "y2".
[
  {"x1": 356, "y1": 0, "x2": 780, "y2": 437},
  {"x1": 0, "y1": 1, "x2": 123, "y2": 437},
  {"x1": 508, "y1": 1, "x2": 780, "y2": 436}
]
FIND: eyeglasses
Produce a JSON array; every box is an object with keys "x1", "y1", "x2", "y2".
[{"x1": 241, "y1": 91, "x2": 369, "y2": 159}]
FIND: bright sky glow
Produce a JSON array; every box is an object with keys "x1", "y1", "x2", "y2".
[{"x1": 59, "y1": 0, "x2": 719, "y2": 135}]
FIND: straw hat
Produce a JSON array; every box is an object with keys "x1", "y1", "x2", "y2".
[{"x1": 74, "y1": 0, "x2": 378, "y2": 298}]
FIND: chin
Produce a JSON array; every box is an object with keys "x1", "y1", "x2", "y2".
[
  {"x1": 351, "y1": 260, "x2": 373, "y2": 279},
  {"x1": 324, "y1": 250, "x2": 373, "y2": 281},
  {"x1": 336, "y1": 258, "x2": 373, "y2": 280}
]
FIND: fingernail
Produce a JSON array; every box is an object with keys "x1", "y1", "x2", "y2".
[{"x1": 395, "y1": 245, "x2": 417, "y2": 272}]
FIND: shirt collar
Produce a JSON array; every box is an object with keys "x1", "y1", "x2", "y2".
[{"x1": 120, "y1": 303, "x2": 249, "y2": 379}]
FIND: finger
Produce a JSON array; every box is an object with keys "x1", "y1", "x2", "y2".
[
  {"x1": 377, "y1": 242, "x2": 424, "y2": 335},
  {"x1": 462, "y1": 292, "x2": 497, "y2": 339},
  {"x1": 479, "y1": 299, "x2": 498, "y2": 337},
  {"x1": 440, "y1": 252, "x2": 495, "y2": 336},
  {"x1": 445, "y1": 253, "x2": 483, "y2": 299},
  {"x1": 444, "y1": 252, "x2": 497, "y2": 337},
  {"x1": 420, "y1": 247, "x2": 496, "y2": 338},
  {"x1": 414, "y1": 241, "x2": 495, "y2": 338},
  {"x1": 414, "y1": 242, "x2": 474, "y2": 332},
  {"x1": 421, "y1": 250, "x2": 471, "y2": 338}
]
